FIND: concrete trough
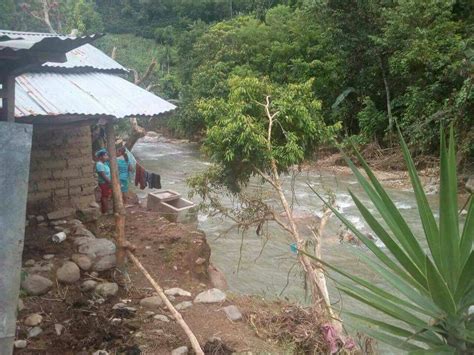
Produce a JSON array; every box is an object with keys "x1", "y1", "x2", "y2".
[
  {"x1": 147, "y1": 191, "x2": 197, "y2": 224},
  {"x1": 147, "y1": 190, "x2": 181, "y2": 211}
]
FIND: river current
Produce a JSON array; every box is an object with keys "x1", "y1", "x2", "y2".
[{"x1": 133, "y1": 137, "x2": 445, "y2": 354}]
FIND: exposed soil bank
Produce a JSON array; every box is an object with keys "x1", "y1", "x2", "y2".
[{"x1": 15, "y1": 203, "x2": 293, "y2": 354}]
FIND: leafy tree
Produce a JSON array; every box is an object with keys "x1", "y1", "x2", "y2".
[
  {"x1": 190, "y1": 75, "x2": 342, "y2": 329},
  {"x1": 63, "y1": 0, "x2": 103, "y2": 35},
  {"x1": 378, "y1": 0, "x2": 470, "y2": 154},
  {"x1": 15, "y1": 0, "x2": 103, "y2": 34}
]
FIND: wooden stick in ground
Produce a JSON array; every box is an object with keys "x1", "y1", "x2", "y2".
[
  {"x1": 126, "y1": 251, "x2": 204, "y2": 355},
  {"x1": 105, "y1": 121, "x2": 127, "y2": 269}
]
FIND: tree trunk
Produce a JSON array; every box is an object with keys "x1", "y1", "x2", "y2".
[
  {"x1": 262, "y1": 95, "x2": 341, "y2": 331},
  {"x1": 270, "y1": 160, "x2": 331, "y2": 310},
  {"x1": 42, "y1": 0, "x2": 56, "y2": 34},
  {"x1": 380, "y1": 55, "x2": 393, "y2": 132},
  {"x1": 126, "y1": 117, "x2": 147, "y2": 151}
]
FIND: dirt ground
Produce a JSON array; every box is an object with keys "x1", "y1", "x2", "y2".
[{"x1": 15, "y1": 203, "x2": 285, "y2": 354}]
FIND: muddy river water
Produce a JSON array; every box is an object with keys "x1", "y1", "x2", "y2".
[{"x1": 133, "y1": 137, "x2": 450, "y2": 353}]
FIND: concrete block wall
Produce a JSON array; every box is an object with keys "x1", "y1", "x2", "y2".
[{"x1": 27, "y1": 125, "x2": 96, "y2": 213}]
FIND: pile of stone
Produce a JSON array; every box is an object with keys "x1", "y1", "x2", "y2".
[{"x1": 17, "y1": 205, "x2": 121, "y2": 350}]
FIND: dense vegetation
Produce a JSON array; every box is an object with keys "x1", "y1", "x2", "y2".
[{"x1": 2, "y1": 1, "x2": 472, "y2": 159}]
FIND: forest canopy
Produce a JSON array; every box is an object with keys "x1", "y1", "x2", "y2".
[{"x1": 2, "y1": 0, "x2": 473, "y2": 161}]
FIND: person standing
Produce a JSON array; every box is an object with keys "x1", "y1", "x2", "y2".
[
  {"x1": 116, "y1": 145, "x2": 133, "y2": 202},
  {"x1": 95, "y1": 148, "x2": 111, "y2": 214}
]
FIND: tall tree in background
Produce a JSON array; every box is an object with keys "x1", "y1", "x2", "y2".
[{"x1": 18, "y1": 0, "x2": 103, "y2": 34}]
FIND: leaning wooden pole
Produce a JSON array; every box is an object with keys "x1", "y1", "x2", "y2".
[
  {"x1": 126, "y1": 251, "x2": 204, "y2": 354},
  {"x1": 105, "y1": 121, "x2": 127, "y2": 269}
]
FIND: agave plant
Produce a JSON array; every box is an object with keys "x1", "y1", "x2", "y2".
[{"x1": 307, "y1": 127, "x2": 473, "y2": 353}]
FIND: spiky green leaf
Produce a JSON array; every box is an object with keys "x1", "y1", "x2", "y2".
[
  {"x1": 398, "y1": 126, "x2": 441, "y2": 270},
  {"x1": 425, "y1": 257, "x2": 457, "y2": 315}
]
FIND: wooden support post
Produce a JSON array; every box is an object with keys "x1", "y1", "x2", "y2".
[
  {"x1": 105, "y1": 121, "x2": 127, "y2": 269},
  {"x1": 0, "y1": 76, "x2": 15, "y2": 122}
]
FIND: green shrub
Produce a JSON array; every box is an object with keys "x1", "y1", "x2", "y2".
[{"x1": 357, "y1": 97, "x2": 387, "y2": 142}]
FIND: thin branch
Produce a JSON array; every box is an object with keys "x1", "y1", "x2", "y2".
[
  {"x1": 135, "y1": 59, "x2": 157, "y2": 85},
  {"x1": 254, "y1": 167, "x2": 278, "y2": 189}
]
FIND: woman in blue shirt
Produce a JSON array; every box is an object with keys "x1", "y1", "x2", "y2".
[{"x1": 116, "y1": 145, "x2": 133, "y2": 202}]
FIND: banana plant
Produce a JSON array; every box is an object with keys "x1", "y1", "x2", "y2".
[{"x1": 306, "y1": 127, "x2": 473, "y2": 353}]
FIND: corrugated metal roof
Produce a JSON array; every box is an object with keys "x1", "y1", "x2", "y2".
[
  {"x1": 13, "y1": 72, "x2": 176, "y2": 120},
  {"x1": 41, "y1": 44, "x2": 127, "y2": 73},
  {"x1": 0, "y1": 30, "x2": 125, "y2": 73},
  {"x1": 0, "y1": 30, "x2": 102, "y2": 55}
]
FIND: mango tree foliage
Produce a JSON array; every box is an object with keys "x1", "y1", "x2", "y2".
[
  {"x1": 190, "y1": 75, "x2": 343, "y2": 327},
  {"x1": 197, "y1": 76, "x2": 340, "y2": 191}
]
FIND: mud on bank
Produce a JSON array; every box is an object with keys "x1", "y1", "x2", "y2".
[{"x1": 15, "y1": 203, "x2": 292, "y2": 354}]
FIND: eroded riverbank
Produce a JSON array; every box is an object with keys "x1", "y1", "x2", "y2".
[{"x1": 132, "y1": 133, "x2": 469, "y2": 354}]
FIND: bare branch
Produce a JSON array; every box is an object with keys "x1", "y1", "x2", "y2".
[
  {"x1": 135, "y1": 59, "x2": 157, "y2": 85},
  {"x1": 130, "y1": 68, "x2": 140, "y2": 85},
  {"x1": 146, "y1": 83, "x2": 160, "y2": 92}
]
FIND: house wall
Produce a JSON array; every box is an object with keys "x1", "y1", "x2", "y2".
[{"x1": 27, "y1": 125, "x2": 96, "y2": 213}]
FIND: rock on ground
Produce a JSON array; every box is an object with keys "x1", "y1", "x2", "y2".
[
  {"x1": 14, "y1": 340, "x2": 27, "y2": 349},
  {"x1": 92, "y1": 254, "x2": 116, "y2": 271},
  {"x1": 55, "y1": 323, "x2": 65, "y2": 335},
  {"x1": 77, "y1": 207, "x2": 101, "y2": 223},
  {"x1": 95, "y1": 282, "x2": 118, "y2": 298},
  {"x1": 24, "y1": 259, "x2": 35, "y2": 267},
  {"x1": 171, "y1": 346, "x2": 188, "y2": 355},
  {"x1": 47, "y1": 208, "x2": 75, "y2": 220},
  {"x1": 164, "y1": 288, "x2": 191, "y2": 297},
  {"x1": 78, "y1": 238, "x2": 116, "y2": 259},
  {"x1": 208, "y1": 264, "x2": 229, "y2": 290},
  {"x1": 139, "y1": 296, "x2": 163, "y2": 309},
  {"x1": 223, "y1": 305, "x2": 242, "y2": 321},
  {"x1": 28, "y1": 326, "x2": 43, "y2": 338},
  {"x1": 56, "y1": 261, "x2": 81, "y2": 284},
  {"x1": 112, "y1": 302, "x2": 127, "y2": 310},
  {"x1": 71, "y1": 254, "x2": 92, "y2": 271},
  {"x1": 18, "y1": 299, "x2": 25, "y2": 311},
  {"x1": 80, "y1": 280, "x2": 98, "y2": 292},
  {"x1": 24, "y1": 313, "x2": 42, "y2": 326},
  {"x1": 21, "y1": 275, "x2": 53, "y2": 296},
  {"x1": 194, "y1": 288, "x2": 226, "y2": 304},
  {"x1": 195, "y1": 257, "x2": 206, "y2": 265},
  {"x1": 175, "y1": 301, "x2": 193, "y2": 311},
  {"x1": 73, "y1": 236, "x2": 95, "y2": 247},
  {"x1": 153, "y1": 314, "x2": 170, "y2": 322},
  {"x1": 74, "y1": 226, "x2": 96, "y2": 239}
]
